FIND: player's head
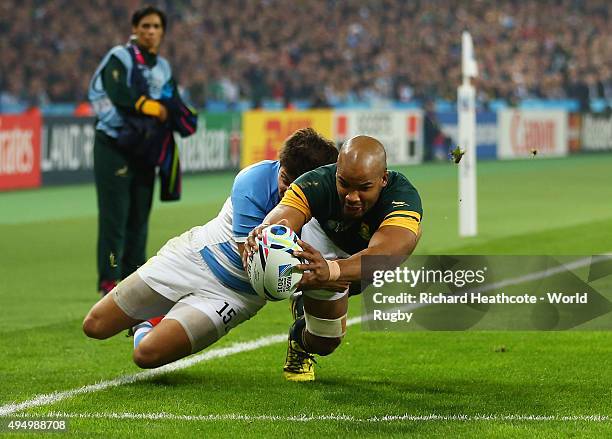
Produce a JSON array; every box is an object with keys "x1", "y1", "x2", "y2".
[
  {"x1": 278, "y1": 128, "x2": 338, "y2": 198},
  {"x1": 131, "y1": 6, "x2": 167, "y2": 53},
  {"x1": 336, "y1": 135, "x2": 388, "y2": 219}
]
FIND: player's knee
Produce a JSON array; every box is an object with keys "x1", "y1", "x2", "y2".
[
  {"x1": 133, "y1": 343, "x2": 164, "y2": 369},
  {"x1": 309, "y1": 335, "x2": 343, "y2": 356},
  {"x1": 82, "y1": 314, "x2": 110, "y2": 340},
  {"x1": 304, "y1": 312, "x2": 345, "y2": 355}
]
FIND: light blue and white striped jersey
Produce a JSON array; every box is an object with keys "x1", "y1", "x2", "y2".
[{"x1": 190, "y1": 160, "x2": 280, "y2": 296}]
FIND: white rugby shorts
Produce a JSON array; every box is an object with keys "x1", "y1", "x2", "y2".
[{"x1": 135, "y1": 228, "x2": 266, "y2": 342}]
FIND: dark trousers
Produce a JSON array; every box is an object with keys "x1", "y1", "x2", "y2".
[{"x1": 94, "y1": 130, "x2": 155, "y2": 289}]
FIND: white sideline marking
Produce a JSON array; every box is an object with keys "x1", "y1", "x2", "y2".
[
  {"x1": 0, "y1": 317, "x2": 361, "y2": 417},
  {"x1": 7, "y1": 411, "x2": 612, "y2": 423},
  {"x1": 1, "y1": 255, "x2": 610, "y2": 417},
  {"x1": 0, "y1": 334, "x2": 283, "y2": 417},
  {"x1": 0, "y1": 318, "x2": 359, "y2": 417},
  {"x1": 470, "y1": 254, "x2": 612, "y2": 295}
]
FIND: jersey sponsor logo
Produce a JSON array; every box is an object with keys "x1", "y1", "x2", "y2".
[
  {"x1": 392, "y1": 201, "x2": 409, "y2": 207},
  {"x1": 326, "y1": 220, "x2": 343, "y2": 233},
  {"x1": 359, "y1": 223, "x2": 371, "y2": 241},
  {"x1": 109, "y1": 252, "x2": 117, "y2": 268}
]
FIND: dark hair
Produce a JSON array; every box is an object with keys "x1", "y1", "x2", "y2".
[
  {"x1": 279, "y1": 128, "x2": 338, "y2": 179},
  {"x1": 132, "y1": 6, "x2": 167, "y2": 30}
]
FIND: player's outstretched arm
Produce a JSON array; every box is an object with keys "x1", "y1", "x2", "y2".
[
  {"x1": 295, "y1": 225, "x2": 418, "y2": 288},
  {"x1": 340, "y1": 225, "x2": 419, "y2": 280}
]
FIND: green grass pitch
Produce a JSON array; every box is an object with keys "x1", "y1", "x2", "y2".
[{"x1": 1, "y1": 153, "x2": 612, "y2": 437}]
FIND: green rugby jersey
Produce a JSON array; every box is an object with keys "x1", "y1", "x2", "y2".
[{"x1": 280, "y1": 164, "x2": 422, "y2": 255}]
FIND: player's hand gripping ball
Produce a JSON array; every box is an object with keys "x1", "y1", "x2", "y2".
[{"x1": 246, "y1": 224, "x2": 303, "y2": 301}]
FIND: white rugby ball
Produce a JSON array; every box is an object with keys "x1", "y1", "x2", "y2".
[{"x1": 247, "y1": 225, "x2": 303, "y2": 301}]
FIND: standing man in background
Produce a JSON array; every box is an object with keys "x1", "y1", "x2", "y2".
[{"x1": 88, "y1": 6, "x2": 191, "y2": 296}]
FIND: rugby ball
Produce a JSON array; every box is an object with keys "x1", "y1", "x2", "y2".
[{"x1": 247, "y1": 225, "x2": 303, "y2": 301}]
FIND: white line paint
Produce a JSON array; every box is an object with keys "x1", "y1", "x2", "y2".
[
  {"x1": 1, "y1": 255, "x2": 609, "y2": 416},
  {"x1": 6, "y1": 411, "x2": 612, "y2": 423},
  {"x1": 0, "y1": 312, "x2": 367, "y2": 417},
  {"x1": 469, "y1": 254, "x2": 612, "y2": 295},
  {"x1": 0, "y1": 334, "x2": 284, "y2": 417}
]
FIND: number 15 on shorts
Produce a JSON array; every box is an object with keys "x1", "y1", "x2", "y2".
[{"x1": 215, "y1": 301, "x2": 236, "y2": 333}]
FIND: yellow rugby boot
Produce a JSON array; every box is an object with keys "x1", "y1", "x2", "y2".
[
  {"x1": 283, "y1": 338, "x2": 316, "y2": 382},
  {"x1": 283, "y1": 293, "x2": 316, "y2": 381}
]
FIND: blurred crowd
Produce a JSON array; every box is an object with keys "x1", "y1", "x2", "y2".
[{"x1": 1, "y1": 0, "x2": 610, "y2": 110}]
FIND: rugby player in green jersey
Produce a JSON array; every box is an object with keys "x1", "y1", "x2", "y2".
[{"x1": 244, "y1": 135, "x2": 422, "y2": 381}]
